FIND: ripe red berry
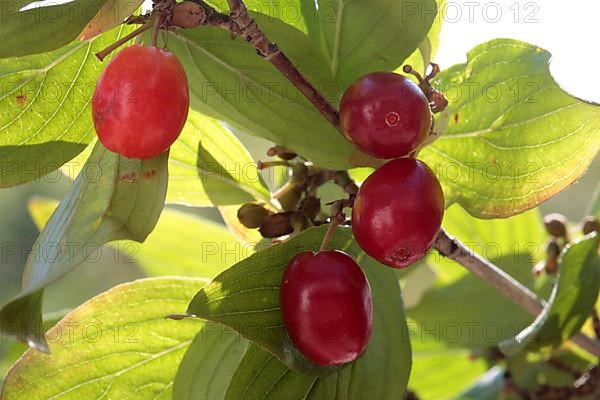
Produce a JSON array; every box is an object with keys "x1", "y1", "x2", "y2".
[
  {"x1": 340, "y1": 72, "x2": 432, "y2": 159},
  {"x1": 280, "y1": 250, "x2": 373, "y2": 366},
  {"x1": 92, "y1": 45, "x2": 189, "y2": 159},
  {"x1": 352, "y1": 158, "x2": 444, "y2": 268}
]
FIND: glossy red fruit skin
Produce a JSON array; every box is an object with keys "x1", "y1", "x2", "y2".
[
  {"x1": 340, "y1": 72, "x2": 432, "y2": 159},
  {"x1": 92, "y1": 45, "x2": 189, "y2": 159},
  {"x1": 280, "y1": 250, "x2": 373, "y2": 366},
  {"x1": 352, "y1": 158, "x2": 444, "y2": 268}
]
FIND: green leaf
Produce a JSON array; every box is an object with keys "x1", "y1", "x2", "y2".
[
  {"x1": 79, "y1": 0, "x2": 142, "y2": 40},
  {"x1": 167, "y1": 111, "x2": 271, "y2": 206},
  {"x1": 456, "y1": 366, "x2": 505, "y2": 400},
  {"x1": 0, "y1": 25, "x2": 132, "y2": 187},
  {"x1": 0, "y1": 142, "x2": 168, "y2": 352},
  {"x1": 187, "y1": 225, "x2": 411, "y2": 397},
  {"x1": 314, "y1": 0, "x2": 437, "y2": 89},
  {"x1": 28, "y1": 199, "x2": 247, "y2": 279},
  {"x1": 0, "y1": 0, "x2": 111, "y2": 58},
  {"x1": 173, "y1": 325, "x2": 249, "y2": 400},
  {"x1": 224, "y1": 345, "x2": 316, "y2": 399},
  {"x1": 136, "y1": 207, "x2": 253, "y2": 278},
  {"x1": 500, "y1": 233, "x2": 600, "y2": 355},
  {"x1": 168, "y1": 21, "x2": 352, "y2": 167},
  {"x1": 1, "y1": 277, "x2": 208, "y2": 399},
  {"x1": 421, "y1": 39, "x2": 600, "y2": 218},
  {"x1": 409, "y1": 330, "x2": 489, "y2": 399}
]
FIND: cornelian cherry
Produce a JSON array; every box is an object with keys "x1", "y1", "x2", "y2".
[
  {"x1": 352, "y1": 158, "x2": 444, "y2": 268},
  {"x1": 92, "y1": 45, "x2": 189, "y2": 159},
  {"x1": 280, "y1": 250, "x2": 373, "y2": 366},
  {"x1": 340, "y1": 72, "x2": 432, "y2": 159}
]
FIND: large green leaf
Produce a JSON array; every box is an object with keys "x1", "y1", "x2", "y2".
[
  {"x1": 168, "y1": 20, "x2": 351, "y2": 167},
  {"x1": 167, "y1": 111, "x2": 271, "y2": 206},
  {"x1": 185, "y1": 225, "x2": 411, "y2": 395},
  {"x1": 1, "y1": 277, "x2": 208, "y2": 399},
  {"x1": 28, "y1": 199, "x2": 250, "y2": 279},
  {"x1": 0, "y1": 0, "x2": 110, "y2": 58},
  {"x1": 173, "y1": 325, "x2": 249, "y2": 400},
  {"x1": 500, "y1": 233, "x2": 600, "y2": 355},
  {"x1": 314, "y1": 0, "x2": 437, "y2": 89},
  {"x1": 0, "y1": 25, "x2": 131, "y2": 187},
  {"x1": 421, "y1": 39, "x2": 600, "y2": 218},
  {"x1": 408, "y1": 326, "x2": 489, "y2": 399},
  {"x1": 0, "y1": 142, "x2": 168, "y2": 352}
]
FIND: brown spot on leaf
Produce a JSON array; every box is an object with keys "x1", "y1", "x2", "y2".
[
  {"x1": 144, "y1": 169, "x2": 157, "y2": 178},
  {"x1": 454, "y1": 113, "x2": 459, "y2": 123},
  {"x1": 16, "y1": 94, "x2": 26, "y2": 106},
  {"x1": 120, "y1": 171, "x2": 137, "y2": 182}
]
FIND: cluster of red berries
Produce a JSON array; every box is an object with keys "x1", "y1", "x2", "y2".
[
  {"x1": 282, "y1": 72, "x2": 445, "y2": 366},
  {"x1": 91, "y1": 47, "x2": 444, "y2": 368}
]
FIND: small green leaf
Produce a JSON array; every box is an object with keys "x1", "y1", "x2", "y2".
[
  {"x1": 1, "y1": 277, "x2": 208, "y2": 399},
  {"x1": 79, "y1": 0, "x2": 142, "y2": 40},
  {"x1": 0, "y1": 0, "x2": 111, "y2": 57},
  {"x1": 314, "y1": 0, "x2": 437, "y2": 89},
  {"x1": 499, "y1": 233, "x2": 600, "y2": 355},
  {"x1": 186, "y1": 225, "x2": 411, "y2": 397},
  {"x1": 29, "y1": 199, "x2": 246, "y2": 279},
  {"x1": 167, "y1": 111, "x2": 271, "y2": 206},
  {"x1": 0, "y1": 142, "x2": 168, "y2": 351},
  {"x1": 421, "y1": 39, "x2": 600, "y2": 218},
  {"x1": 173, "y1": 325, "x2": 249, "y2": 400},
  {"x1": 0, "y1": 26, "x2": 133, "y2": 187}
]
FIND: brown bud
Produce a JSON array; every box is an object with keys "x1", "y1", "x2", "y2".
[
  {"x1": 546, "y1": 238, "x2": 560, "y2": 260},
  {"x1": 171, "y1": 1, "x2": 206, "y2": 29},
  {"x1": 299, "y1": 196, "x2": 321, "y2": 220},
  {"x1": 259, "y1": 212, "x2": 309, "y2": 238},
  {"x1": 237, "y1": 203, "x2": 271, "y2": 229},
  {"x1": 545, "y1": 258, "x2": 558, "y2": 274},
  {"x1": 267, "y1": 145, "x2": 297, "y2": 160},
  {"x1": 543, "y1": 213, "x2": 568, "y2": 238},
  {"x1": 582, "y1": 216, "x2": 600, "y2": 235},
  {"x1": 259, "y1": 212, "x2": 293, "y2": 238}
]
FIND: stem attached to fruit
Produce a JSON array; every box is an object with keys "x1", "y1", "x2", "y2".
[
  {"x1": 434, "y1": 228, "x2": 600, "y2": 357},
  {"x1": 95, "y1": 23, "x2": 154, "y2": 61},
  {"x1": 320, "y1": 213, "x2": 345, "y2": 252}
]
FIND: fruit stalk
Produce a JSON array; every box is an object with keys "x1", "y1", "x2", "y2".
[{"x1": 434, "y1": 228, "x2": 600, "y2": 356}]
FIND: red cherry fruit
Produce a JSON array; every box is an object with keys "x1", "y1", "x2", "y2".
[
  {"x1": 340, "y1": 71, "x2": 432, "y2": 159},
  {"x1": 280, "y1": 250, "x2": 373, "y2": 366},
  {"x1": 92, "y1": 45, "x2": 189, "y2": 159},
  {"x1": 352, "y1": 158, "x2": 444, "y2": 268}
]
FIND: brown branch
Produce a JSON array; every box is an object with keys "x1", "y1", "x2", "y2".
[
  {"x1": 225, "y1": 0, "x2": 341, "y2": 129},
  {"x1": 434, "y1": 228, "x2": 600, "y2": 357}
]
